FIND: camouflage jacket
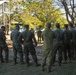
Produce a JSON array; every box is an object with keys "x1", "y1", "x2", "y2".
[
  {"x1": 18, "y1": 30, "x2": 37, "y2": 46},
  {"x1": 42, "y1": 28, "x2": 55, "y2": 49},
  {"x1": 11, "y1": 29, "x2": 21, "y2": 45},
  {"x1": 54, "y1": 28, "x2": 64, "y2": 46}
]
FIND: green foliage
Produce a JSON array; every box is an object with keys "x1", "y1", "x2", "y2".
[{"x1": 10, "y1": 0, "x2": 67, "y2": 29}]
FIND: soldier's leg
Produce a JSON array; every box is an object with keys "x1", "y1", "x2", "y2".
[
  {"x1": 4, "y1": 44, "x2": 9, "y2": 62},
  {"x1": 74, "y1": 45, "x2": 76, "y2": 58},
  {"x1": 0, "y1": 47, "x2": 4, "y2": 63},
  {"x1": 24, "y1": 46, "x2": 29, "y2": 66},
  {"x1": 71, "y1": 43, "x2": 74, "y2": 59},
  {"x1": 73, "y1": 43, "x2": 76, "y2": 58},
  {"x1": 47, "y1": 49, "x2": 53, "y2": 72},
  {"x1": 53, "y1": 46, "x2": 58, "y2": 65},
  {"x1": 17, "y1": 46, "x2": 23, "y2": 63},
  {"x1": 28, "y1": 45, "x2": 39, "y2": 66},
  {"x1": 40, "y1": 36, "x2": 42, "y2": 43},
  {"x1": 13, "y1": 45, "x2": 17, "y2": 64},
  {"x1": 58, "y1": 46, "x2": 62, "y2": 66},
  {"x1": 41, "y1": 49, "x2": 50, "y2": 71},
  {"x1": 63, "y1": 45, "x2": 67, "y2": 62},
  {"x1": 68, "y1": 45, "x2": 71, "y2": 61}
]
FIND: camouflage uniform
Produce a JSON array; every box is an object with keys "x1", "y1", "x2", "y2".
[
  {"x1": 70, "y1": 28, "x2": 76, "y2": 59},
  {"x1": 0, "y1": 29, "x2": 9, "y2": 63},
  {"x1": 41, "y1": 28, "x2": 55, "y2": 71},
  {"x1": 19, "y1": 29, "x2": 38, "y2": 66},
  {"x1": 54, "y1": 28, "x2": 64, "y2": 65},
  {"x1": 63, "y1": 29, "x2": 71, "y2": 62},
  {"x1": 11, "y1": 29, "x2": 23, "y2": 64}
]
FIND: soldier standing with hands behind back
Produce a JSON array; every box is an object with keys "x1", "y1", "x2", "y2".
[
  {"x1": 11, "y1": 25, "x2": 23, "y2": 64},
  {"x1": 41, "y1": 22, "x2": 55, "y2": 72},
  {"x1": 54, "y1": 23, "x2": 64, "y2": 66},
  {"x1": 19, "y1": 24, "x2": 40, "y2": 67},
  {"x1": 63, "y1": 24, "x2": 72, "y2": 63}
]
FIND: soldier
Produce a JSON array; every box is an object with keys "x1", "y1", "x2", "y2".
[
  {"x1": 69, "y1": 23, "x2": 76, "y2": 59},
  {"x1": 11, "y1": 25, "x2": 23, "y2": 64},
  {"x1": 54, "y1": 23, "x2": 64, "y2": 66},
  {"x1": 18, "y1": 24, "x2": 40, "y2": 67},
  {"x1": 0, "y1": 26, "x2": 9, "y2": 63},
  {"x1": 41, "y1": 22, "x2": 55, "y2": 72},
  {"x1": 37, "y1": 28, "x2": 42, "y2": 43},
  {"x1": 63, "y1": 24, "x2": 71, "y2": 63}
]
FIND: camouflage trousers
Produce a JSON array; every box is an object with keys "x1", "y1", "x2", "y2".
[
  {"x1": 63, "y1": 43, "x2": 71, "y2": 61},
  {"x1": 41, "y1": 46, "x2": 55, "y2": 69},
  {"x1": 0, "y1": 43, "x2": 9, "y2": 62},
  {"x1": 54, "y1": 45, "x2": 63, "y2": 65},
  {"x1": 24, "y1": 44, "x2": 38, "y2": 65},
  {"x1": 71, "y1": 43, "x2": 76, "y2": 59},
  {"x1": 13, "y1": 43, "x2": 23, "y2": 63}
]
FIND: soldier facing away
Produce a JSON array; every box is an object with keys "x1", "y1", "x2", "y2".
[
  {"x1": 37, "y1": 28, "x2": 42, "y2": 43},
  {"x1": 18, "y1": 24, "x2": 40, "y2": 67},
  {"x1": 0, "y1": 26, "x2": 9, "y2": 63},
  {"x1": 41, "y1": 22, "x2": 55, "y2": 72},
  {"x1": 69, "y1": 23, "x2": 76, "y2": 59},
  {"x1": 54, "y1": 23, "x2": 64, "y2": 66},
  {"x1": 63, "y1": 24, "x2": 72, "y2": 63},
  {"x1": 11, "y1": 25, "x2": 23, "y2": 64}
]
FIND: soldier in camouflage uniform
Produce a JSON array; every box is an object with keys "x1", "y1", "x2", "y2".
[
  {"x1": 11, "y1": 25, "x2": 23, "y2": 64},
  {"x1": 54, "y1": 23, "x2": 64, "y2": 66},
  {"x1": 63, "y1": 24, "x2": 71, "y2": 63},
  {"x1": 18, "y1": 24, "x2": 40, "y2": 67},
  {"x1": 69, "y1": 23, "x2": 76, "y2": 59},
  {"x1": 0, "y1": 26, "x2": 9, "y2": 63},
  {"x1": 41, "y1": 22, "x2": 55, "y2": 72}
]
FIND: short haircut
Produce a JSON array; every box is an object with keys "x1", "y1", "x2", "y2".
[
  {"x1": 64, "y1": 24, "x2": 68, "y2": 28},
  {"x1": 24, "y1": 24, "x2": 29, "y2": 29},
  {"x1": 1, "y1": 26, "x2": 5, "y2": 29},
  {"x1": 46, "y1": 22, "x2": 51, "y2": 28},
  {"x1": 56, "y1": 23, "x2": 60, "y2": 28}
]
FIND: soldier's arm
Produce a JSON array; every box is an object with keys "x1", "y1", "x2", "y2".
[
  {"x1": 2, "y1": 31, "x2": 6, "y2": 41},
  {"x1": 18, "y1": 33, "x2": 23, "y2": 44},
  {"x1": 52, "y1": 30, "x2": 56, "y2": 39}
]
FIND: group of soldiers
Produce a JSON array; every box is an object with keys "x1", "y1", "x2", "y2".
[
  {"x1": 0, "y1": 25, "x2": 40, "y2": 67},
  {"x1": 0, "y1": 22, "x2": 76, "y2": 73},
  {"x1": 41, "y1": 22, "x2": 76, "y2": 72}
]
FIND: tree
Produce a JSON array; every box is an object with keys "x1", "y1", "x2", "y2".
[
  {"x1": 22, "y1": 0, "x2": 67, "y2": 27},
  {"x1": 9, "y1": 0, "x2": 67, "y2": 28},
  {"x1": 55, "y1": 0, "x2": 76, "y2": 25}
]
